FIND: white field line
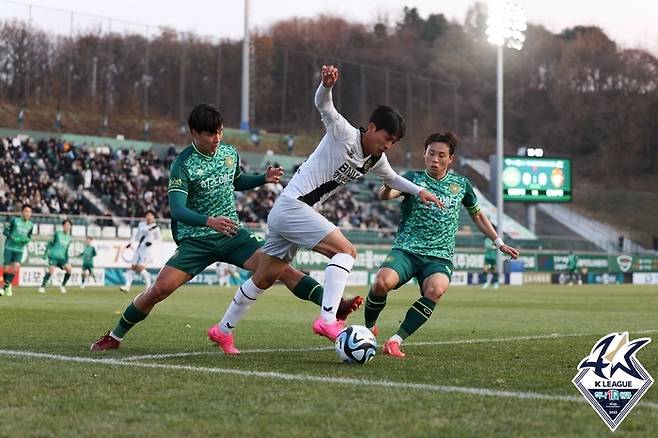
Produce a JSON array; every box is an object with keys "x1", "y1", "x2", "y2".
[
  {"x1": 118, "y1": 329, "x2": 658, "y2": 362},
  {"x1": 2, "y1": 349, "x2": 657, "y2": 411}
]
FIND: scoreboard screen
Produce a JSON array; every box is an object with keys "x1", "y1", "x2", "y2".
[{"x1": 502, "y1": 157, "x2": 572, "y2": 202}]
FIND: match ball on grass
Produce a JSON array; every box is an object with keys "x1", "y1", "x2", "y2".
[{"x1": 335, "y1": 325, "x2": 377, "y2": 364}]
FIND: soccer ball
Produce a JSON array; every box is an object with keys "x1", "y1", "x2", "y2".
[{"x1": 335, "y1": 325, "x2": 377, "y2": 364}]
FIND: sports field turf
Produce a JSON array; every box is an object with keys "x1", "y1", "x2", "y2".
[{"x1": 1, "y1": 284, "x2": 657, "y2": 437}]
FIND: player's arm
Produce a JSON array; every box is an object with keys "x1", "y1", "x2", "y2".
[
  {"x1": 315, "y1": 65, "x2": 353, "y2": 142},
  {"x1": 232, "y1": 153, "x2": 283, "y2": 190},
  {"x1": 378, "y1": 170, "x2": 416, "y2": 200},
  {"x1": 3, "y1": 218, "x2": 13, "y2": 238},
  {"x1": 372, "y1": 157, "x2": 443, "y2": 207},
  {"x1": 153, "y1": 226, "x2": 162, "y2": 243},
  {"x1": 169, "y1": 192, "x2": 237, "y2": 237},
  {"x1": 469, "y1": 208, "x2": 519, "y2": 260}
]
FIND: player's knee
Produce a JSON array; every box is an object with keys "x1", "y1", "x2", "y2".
[
  {"x1": 252, "y1": 271, "x2": 277, "y2": 289},
  {"x1": 372, "y1": 276, "x2": 393, "y2": 295},
  {"x1": 424, "y1": 286, "x2": 446, "y2": 302},
  {"x1": 339, "y1": 244, "x2": 357, "y2": 259},
  {"x1": 147, "y1": 283, "x2": 172, "y2": 304}
]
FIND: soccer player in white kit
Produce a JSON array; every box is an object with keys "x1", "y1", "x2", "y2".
[
  {"x1": 120, "y1": 210, "x2": 162, "y2": 293},
  {"x1": 210, "y1": 65, "x2": 442, "y2": 350}
]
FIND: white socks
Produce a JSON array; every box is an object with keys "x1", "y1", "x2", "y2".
[
  {"x1": 321, "y1": 253, "x2": 355, "y2": 323},
  {"x1": 124, "y1": 270, "x2": 134, "y2": 288},
  {"x1": 141, "y1": 270, "x2": 152, "y2": 287},
  {"x1": 219, "y1": 278, "x2": 265, "y2": 334},
  {"x1": 389, "y1": 334, "x2": 403, "y2": 345}
]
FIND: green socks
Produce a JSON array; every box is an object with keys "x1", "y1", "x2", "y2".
[
  {"x1": 291, "y1": 275, "x2": 323, "y2": 306},
  {"x1": 111, "y1": 302, "x2": 149, "y2": 339},
  {"x1": 3, "y1": 272, "x2": 14, "y2": 287},
  {"x1": 62, "y1": 273, "x2": 71, "y2": 286},
  {"x1": 41, "y1": 272, "x2": 51, "y2": 287},
  {"x1": 396, "y1": 297, "x2": 436, "y2": 340},
  {"x1": 364, "y1": 288, "x2": 387, "y2": 328}
]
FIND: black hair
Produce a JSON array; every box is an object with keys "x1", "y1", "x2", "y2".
[
  {"x1": 62, "y1": 219, "x2": 72, "y2": 226},
  {"x1": 188, "y1": 103, "x2": 223, "y2": 134},
  {"x1": 424, "y1": 132, "x2": 459, "y2": 155},
  {"x1": 145, "y1": 209, "x2": 156, "y2": 217},
  {"x1": 369, "y1": 105, "x2": 406, "y2": 140},
  {"x1": 22, "y1": 203, "x2": 32, "y2": 211}
]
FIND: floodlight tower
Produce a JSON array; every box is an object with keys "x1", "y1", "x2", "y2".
[
  {"x1": 240, "y1": 0, "x2": 251, "y2": 130},
  {"x1": 486, "y1": 1, "x2": 526, "y2": 278}
]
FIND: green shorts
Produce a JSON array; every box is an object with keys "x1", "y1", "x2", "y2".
[
  {"x1": 381, "y1": 248, "x2": 453, "y2": 290},
  {"x1": 48, "y1": 257, "x2": 69, "y2": 269},
  {"x1": 166, "y1": 228, "x2": 264, "y2": 277},
  {"x1": 484, "y1": 257, "x2": 496, "y2": 271},
  {"x1": 82, "y1": 262, "x2": 94, "y2": 271},
  {"x1": 3, "y1": 247, "x2": 23, "y2": 265}
]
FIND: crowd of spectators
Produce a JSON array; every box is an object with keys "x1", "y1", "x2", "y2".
[
  {"x1": 67, "y1": 147, "x2": 169, "y2": 218},
  {"x1": 0, "y1": 135, "x2": 395, "y2": 230},
  {"x1": 0, "y1": 136, "x2": 86, "y2": 215}
]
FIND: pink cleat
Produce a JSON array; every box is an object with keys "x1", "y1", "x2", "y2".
[
  {"x1": 207, "y1": 324, "x2": 240, "y2": 355},
  {"x1": 383, "y1": 340, "x2": 406, "y2": 358},
  {"x1": 312, "y1": 317, "x2": 344, "y2": 342}
]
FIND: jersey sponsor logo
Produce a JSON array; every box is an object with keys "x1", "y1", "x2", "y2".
[
  {"x1": 573, "y1": 332, "x2": 653, "y2": 431},
  {"x1": 199, "y1": 173, "x2": 233, "y2": 190},
  {"x1": 436, "y1": 194, "x2": 461, "y2": 208},
  {"x1": 332, "y1": 162, "x2": 362, "y2": 185}
]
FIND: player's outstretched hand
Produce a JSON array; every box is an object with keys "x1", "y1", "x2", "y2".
[
  {"x1": 418, "y1": 189, "x2": 445, "y2": 208},
  {"x1": 207, "y1": 216, "x2": 238, "y2": 237},
  {"x1": 265, "y1": 165, "x2": 284, "y2": 183},
  {"x1": 321, "y1": 64, "x2": 339, "y2": 88},
  {"x1": 501, "y1": 244, "x2": 520, "y2": 260}
]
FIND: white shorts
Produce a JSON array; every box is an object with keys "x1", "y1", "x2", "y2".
[
  {"x1": 262, "y1": 195, "x2": 337, "y2": 262},
  {"x1": 131, "y1": 248, "x2": 152, "y2": 266}
]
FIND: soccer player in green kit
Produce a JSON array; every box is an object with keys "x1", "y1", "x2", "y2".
[
  {"x1": 1, "y1": 204, "x2": 34, "y2": 297},
  {"x1": 90, "y1": 103, "x2": 361, "y2": 352},
  {"x1": 38, "y1": 219, "x2": 74, "y2": 294},
  {"x1": 363, "y1": 132, "x2": 520, "y2": 358},
  {"x1": 482, "y1": 237, "x2": 499, "y2": 289},
  {"x1": 79, "y1": 236, "x2": 98, "y2": 289}
]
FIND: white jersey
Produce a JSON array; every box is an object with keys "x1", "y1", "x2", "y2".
[
  {"x1": 133, "y1": 221, "x2": 162, "y2": 252},
  {"x1": 281, "y1": 84, "x2": 421, "y2": 209}
]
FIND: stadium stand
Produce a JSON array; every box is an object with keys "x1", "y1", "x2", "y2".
[{"x1": 0, "y1": 136, "x2": 86, "y2": 215}]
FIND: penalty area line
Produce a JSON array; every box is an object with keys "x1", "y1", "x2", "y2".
[{"x1": 2, "y1": 348, "x2": 658, "y2": 410}]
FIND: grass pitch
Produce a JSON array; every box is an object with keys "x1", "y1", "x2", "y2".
[{"x1": 1, "y1": 284, "x2": 657, "y2": 437}]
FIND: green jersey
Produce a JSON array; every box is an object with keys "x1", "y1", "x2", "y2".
[
  {"x1": 567, "y1": 254, "x2": 578, "y2": 271},
  {"x1": 484, "y1": 238, "x2": 497, "y2": 262},
  {"x1": 81, "y1": 244, "x2": 97, "y2": 264},
  {"x1": 168, "y1": 143, "x2": 243, "y2": 242},
  {"x1": 3, "y1": 217, "x2": 34, "y2": 251},
  {"x1": 47, "y1": 231, "x2": 72, "y2": 260},
  {"x1": 393, "y1": 170, "x2": 480, "y2": 260}
]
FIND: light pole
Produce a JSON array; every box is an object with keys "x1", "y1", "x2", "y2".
[
  {"x1": 486, "y1": 1, "x2": 526, "y2": 279},
  {"x1": 240, "y1": 0, "x2": 251, "y2": 131}
]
